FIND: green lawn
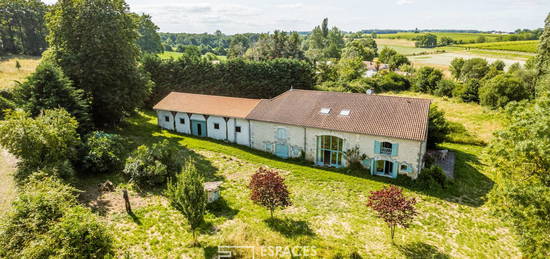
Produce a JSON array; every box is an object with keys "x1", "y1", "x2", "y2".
[
  {"x1": 158, "y1": 51, "x2": 228, "y2": 61},
  {"x1": 76, "y1": 109, "x2": 520, "y2": 258}
]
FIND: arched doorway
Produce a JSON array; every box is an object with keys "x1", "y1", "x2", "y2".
[{"x1": 316, "y1": 135, "x2": 344, "y2": 167}]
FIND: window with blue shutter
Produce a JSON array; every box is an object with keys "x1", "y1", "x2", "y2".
[
  {"x1": 374, "y1": 141, "x2": 381, "y2": 154},
  {"x1": 391, "y1": 143, "x2": 399, "y2": 156}
]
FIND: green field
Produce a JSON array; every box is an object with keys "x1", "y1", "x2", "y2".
[
  {"x1": 458, "y1": 40, "x2": 539, "y2": 53},
  {"x1": 0, "y1": 56, "x2": 40, "y2": 89},
  {"x1": 378, "y1": 32, "x2": 504, "y2": 43}
]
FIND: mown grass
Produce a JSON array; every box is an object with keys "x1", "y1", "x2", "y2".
[
  {"x1": 158, "y1": 51, "x2": 227, "y2": 61},
  {"x1": 87, "y1": 109, "x2": 520, "y2": 258},
  {"x1": 0, "y1": 55, "x2": 40, "y2": 89},
  {"x1": 458, "y1": 40, "x2": 539, "y2": 53}
]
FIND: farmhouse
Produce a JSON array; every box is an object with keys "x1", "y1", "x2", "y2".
[{"x1": 153, "y1": 89, "x2": 431, "y2": 179}]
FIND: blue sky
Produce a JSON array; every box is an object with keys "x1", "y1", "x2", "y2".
[{"x1": 42, "y1": 0, "x2": 549, "y2": 34}]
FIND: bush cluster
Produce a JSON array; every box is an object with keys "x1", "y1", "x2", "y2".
[
  {"x1": 0, "y1": 175, "x2": 112, "y2": 258},
  {"x1": 416, "y1": 165, "x2": 447, "y2": 189},
  {"x1": 80, "y1": 131, "x2": 127, "y2": 174},
  {"x1": 123, "y1": 140, "x2": 187, "y2": 187}
]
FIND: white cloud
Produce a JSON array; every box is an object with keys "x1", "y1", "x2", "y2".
[
  {"x1": 275, "y1": 3, "x2": 304, "y2": 9},
  {"x1": 396, "y1": 0, "x2": 414, "y2": 5}
]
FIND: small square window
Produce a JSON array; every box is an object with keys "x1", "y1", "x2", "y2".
[
  {"x1": 179, "y1": 118, "x2": 185, "y2": 124},
  {"x1": 400, "y1": 164, "x2": 408, "y2": 171},
  {"x1": 320, "y1": 108, "x2": 331, "y2": 114},
  {"x1": 235, "y1": 126, "x2": 241, "y2": 133},
  {"x1": 164, "y1": 116, "x2": 169, "y2": 122},
  {"x1": 340, "y1": 109, "x2": 350, "y2": 116},
  {"x1": 214, "y1": 123, "x2": 220, "y2": 129}
]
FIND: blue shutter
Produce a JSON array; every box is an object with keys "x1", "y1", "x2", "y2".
[
  {"x1": 392, "y1": 161, "x2": 399, "y2": 178},
  {"x1": 391, "y1": 143, "x2": 399, "y2": 156},
  {"x1": 374, "y1": 141, "x2": 381, "y2": 154},
  {"x1": 370, "y1": 159, "x2": 375, "y2": 175}
]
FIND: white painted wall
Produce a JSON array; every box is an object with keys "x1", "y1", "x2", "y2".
[
  {"x1": 190, "y1": 114, "x2": 206, "y2": 122},
  {"x1": 250, "y1": 120, "x2": 426, "y2": 178},
  {"x1": 174, "y1": 112, "x2": 191, "y2": 134},
  {"x1": 207, "y1": 116, "x2": 227, "y2": 140},
  {"x1": 157, "y1": 110, "x2": 174, "y2": 130},
  {"x1": 227, "y1": 118, "x2": 250, "y2": 146}
]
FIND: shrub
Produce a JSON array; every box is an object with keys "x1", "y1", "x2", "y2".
[
  {"x1": 249, "y1": 167, "x2": 292, "y2": 218},
  {"x1": 412, "y1": 67, "x2": 443, "y2": 93},
  {"x1": 0, "y1": 90, "x2": 16, "y2": 120},
  {"x1": 81, "y1": 131, "x2": 126, "y2": 174},
  {"x1": 344, "y1": 145, "x2": 367, "y2": 169},
  {"x1": 123, "y1": 139, "x2": 186, "y2": 187},
  {"x1": 377, "y1": 72, "x2": 411, "y2": 92},
  {"x1": 0, "y1": 175, "x2": 77, "y2": 257},
  {"x1": 46, "y1": 206, "x2": 112, "y2": 258},
  {"x1": 453, "y1": 79, "x2": 481, "y2": 103},
  {"x1": 416, "y1": 165, "x2": 447, "y2": 189},
  {"x1": 165, "y1": 160, "x2": 206, "y2": 245},
  {"x1": 479, "y1": 74, "x2": 529, "y2": 109},
  {"x1": 0, "y1": 109, "x2": 80, "y2": 180},
  {"x1": 427, "y1": 105, "x2": 450, "y2": 148},
  {"x1": 458, "y1": 58, "x2": 489, "y2": 81},
  {"x1": 433, "y1": 79, "x2": 456, "y2": 97}
]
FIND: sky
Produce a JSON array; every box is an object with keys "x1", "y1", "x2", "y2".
[{"x1": 42, "y1": 0, "x2": 549, "y2": 34}]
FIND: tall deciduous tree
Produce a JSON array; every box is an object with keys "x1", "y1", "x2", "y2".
[
  {"x1": 487, "y1": 96, "x2": 550, "y2": 257},
  {"x1": 535, "y1": 12, "x2": 550, "y2": 95},
  {"x1": 248, "y1": 167, "x2": 292, "y2": 219},
  {"x1": 0, "y1": 0, "x2": 48, "y2": 55},
  {"x1": 133, "y1": 13, "x2": 163, "y2": 54},
  {"x1": 427, "y1": 105, "x2": 450, "y2": 148},
  {"x1": 46, "y1": 0, "x2": 152, "y2": 126},
  {"x1": 367, "y1": 185, "x2": 417, "y2": 242},
  {"x1": 165, "y1": 160, "x2": 206, "y2": 246}
]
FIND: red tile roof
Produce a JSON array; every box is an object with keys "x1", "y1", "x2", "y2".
[
  {"x1": 246, "y1": 90, "x2": 431, "y2": 141},
  {"x1": 153, "y1": 92, "x2": 261, "y2": 118}
]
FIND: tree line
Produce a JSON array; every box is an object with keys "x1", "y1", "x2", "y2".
[{"x1": 0, "y1": 0, "x2": 162, "y2": 56}]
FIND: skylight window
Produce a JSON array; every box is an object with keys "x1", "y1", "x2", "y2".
[
  {"x1": 320, "y1": 108, "x2": 331, "y2": 114},
  {"x1": 340, "y1": 109, "x2": 351, "y2": 116}
]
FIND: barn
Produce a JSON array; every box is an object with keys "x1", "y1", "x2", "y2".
[{"x1": 153, "y1": 89, "x2": 431, "y2": 179}]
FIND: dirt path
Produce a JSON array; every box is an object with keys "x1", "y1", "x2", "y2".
[{"x1": 0, "y1": 150, "x2": 17, "y2": 215}]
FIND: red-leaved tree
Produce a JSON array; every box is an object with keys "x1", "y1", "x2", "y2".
[
  {"x1": 367, "y1": 185, "x2": 417, "y2": 242},
  {"x1": 248, "y1": 167, "x2": 292, "y2": 218}
]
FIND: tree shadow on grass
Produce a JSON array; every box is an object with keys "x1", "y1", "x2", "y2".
[
  {"x1": 396, "y1": 242, "x2": 450, "y2": 259},
  {"x1": 207, "y1": 197, "x2": 239, "y2": 219},
  {"x1": 264, "y1": 217, "x2": 315, "y2": 238}
]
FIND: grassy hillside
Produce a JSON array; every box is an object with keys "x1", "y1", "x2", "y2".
[
  {"x1": 0, "y1": 56, "x2": 40, "y2": 89},
  {"x1": 67, "y1": 103, "x2": 518, "y2": 258},
  {"x1": 458, "y1": 40, "x2": 539, "y2": 53}
]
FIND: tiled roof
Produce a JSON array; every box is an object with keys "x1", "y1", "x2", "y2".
[
  {"x1": 153, "y1": 92, "x2": 261, "y2": 118},
  {"x1": 246, "y1": 90, "x2": 431, "y2": 141}
]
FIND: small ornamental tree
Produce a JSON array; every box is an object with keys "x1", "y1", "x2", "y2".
[
  {"x1": 165, "y1": 160, "x2": 206, "y2": 246},
  {"x1": 248, "y1": 167, "x2": 292, "y2": 218},
  {"x1": 367, "y1": 185, "x2": 417, "y2": 242}
]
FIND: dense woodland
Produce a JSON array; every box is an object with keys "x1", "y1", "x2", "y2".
[{"x1": 0, "y1": 0, "x2": 549, "y2": 257}]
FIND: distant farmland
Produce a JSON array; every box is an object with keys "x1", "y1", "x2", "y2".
[
  {"x1": 378, "y1": 32, "x2": 504, "y2": 43},
  {"x1": 458, "y1": 40, "x2": 539, "y2": 53}
]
